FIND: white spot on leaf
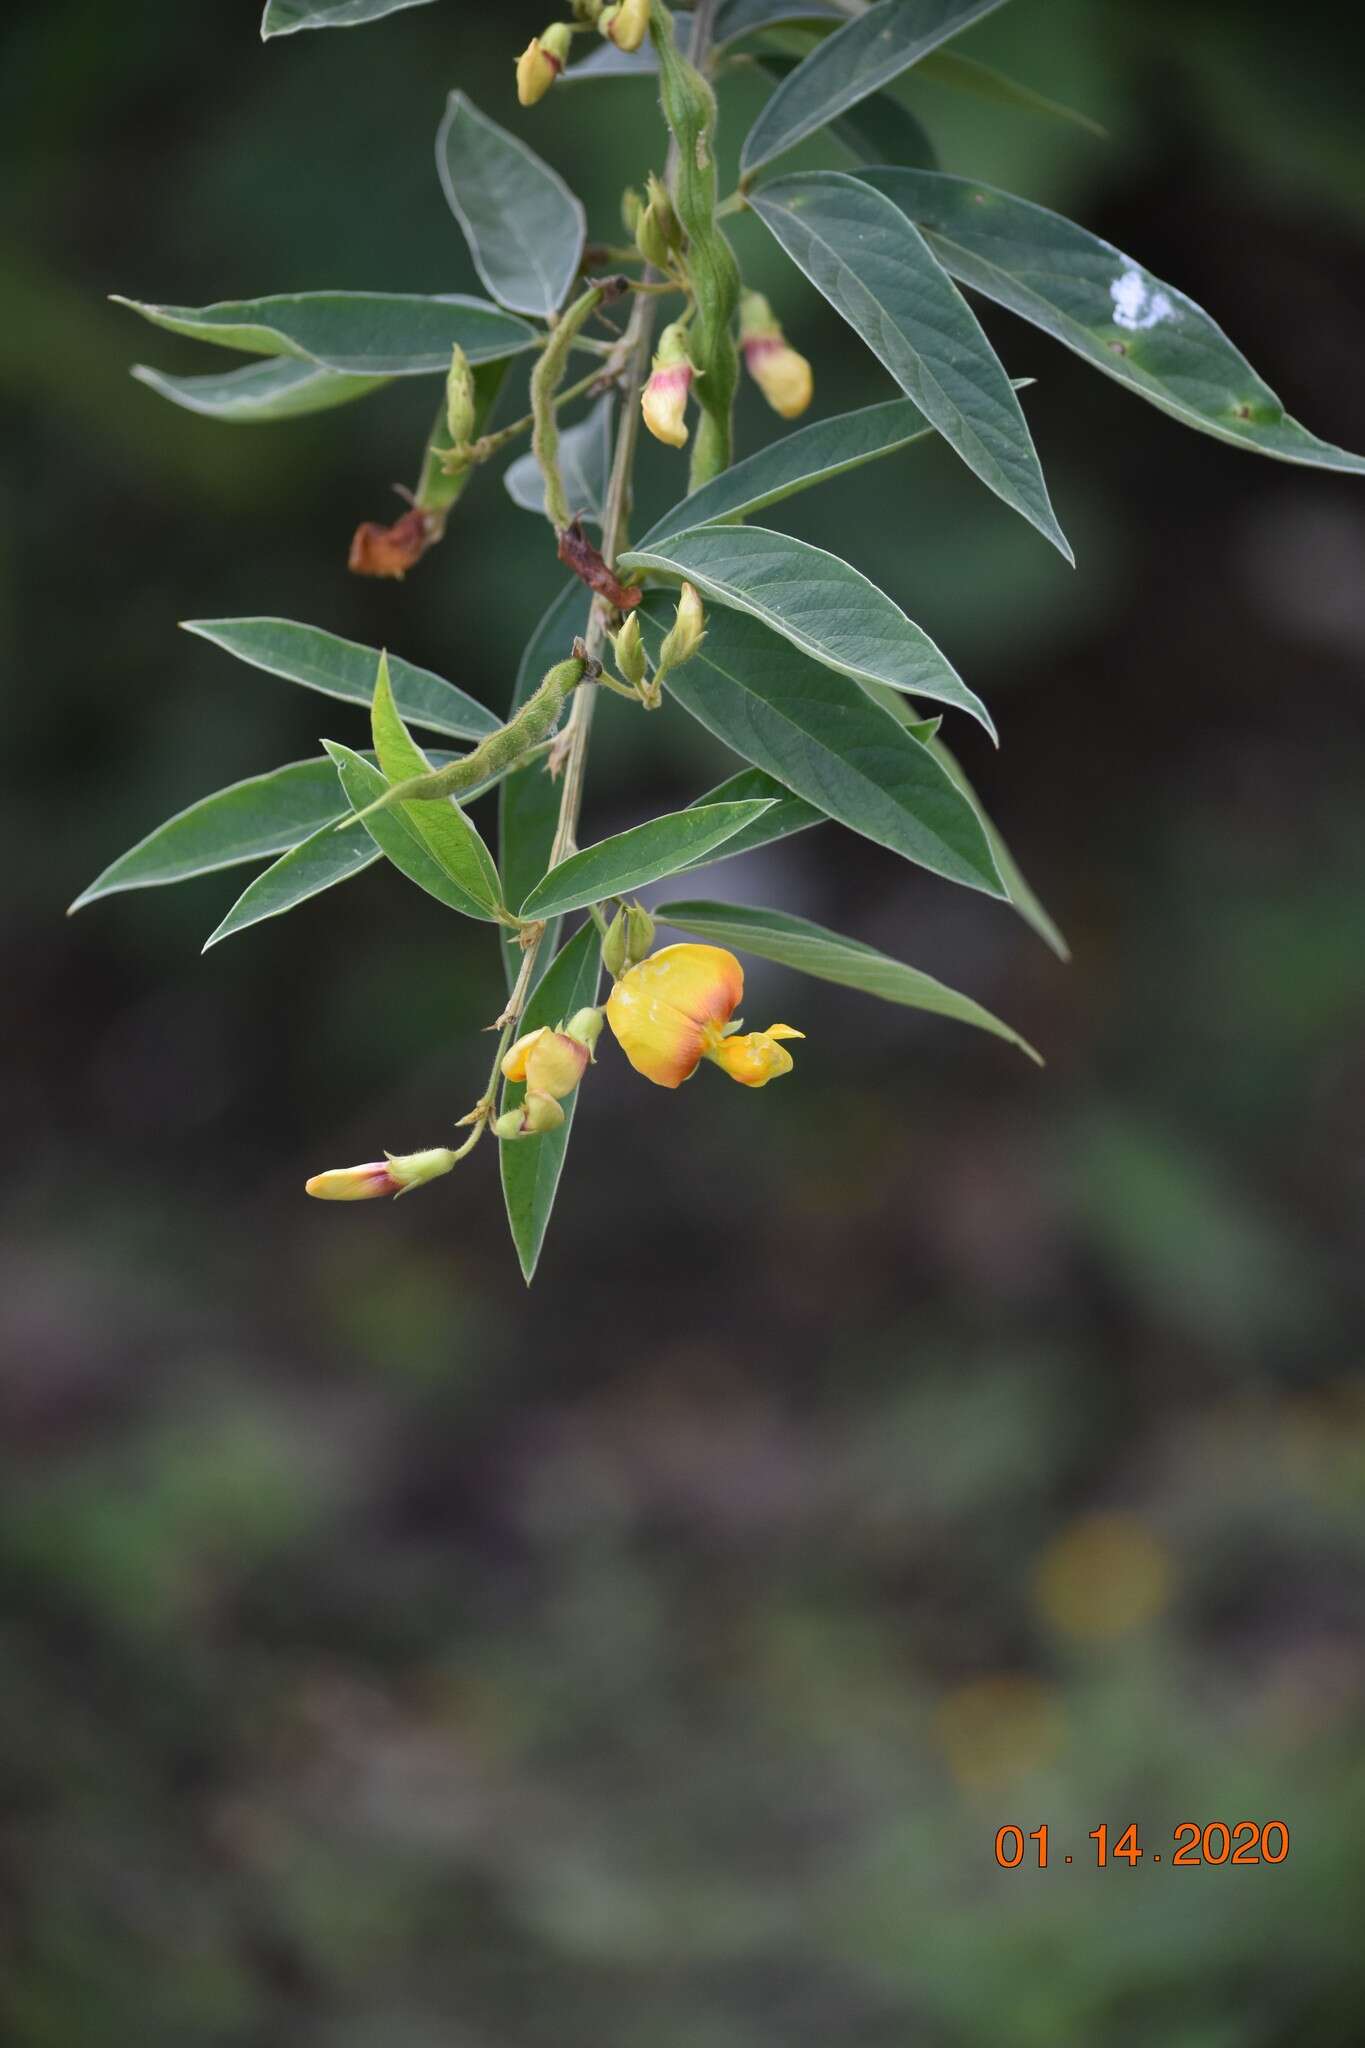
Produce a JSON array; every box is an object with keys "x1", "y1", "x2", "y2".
[{"x1": 1110, "y1": 268, "x2": 1175, "y2": 332}]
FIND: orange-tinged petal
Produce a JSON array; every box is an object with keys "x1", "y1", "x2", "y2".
[{"x1": 605, "y1": 943, "x2": 745, "y2": 1089}]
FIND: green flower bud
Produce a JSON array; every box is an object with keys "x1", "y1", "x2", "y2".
[
  {"x1": 602, "y1": 906, "x2": 630, "y2": 981},
  {"x1": 654, "y1": 580, "x2": 706, "y2": 685},
  {"x1": 625, "y1": 903, "x2": 656, "y2": 966},
  {"x1": 445, "y1": 345, "x2": 476, "y2": 448},
  {"x1": 565, "y1": 1006, "x2": 605, "y2": 1055},
  {"x1": 612, "y1": 613, "x2": 646, "y2": 689},
  {"x1": 494, "y1": 1091, "x2": 565, "y2": 1140}
]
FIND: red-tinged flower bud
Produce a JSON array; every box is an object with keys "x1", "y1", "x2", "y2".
[
  {"x1": 305, "y1": 1146, "x2": 458, "y2": 1202},
  {"x1": 740, "y1": 289, "x2": 814, "y2": 420},
  {"x1": 601, "y1": 0, "x2": 649, "y2": 52},
  {"x1": 493, "y1": 1091, "x2": 566, "y2": 1140},
  {"x1": 641, "y1": 320, "x2": 696, "y2": 449},
  {"x1": 347, "y1": 506, "x2": 441, "y2": 580},
  {"x1": 605, "y1": 943, "x2": 803, "y2": 1091},
  {"x1": 501, "y1": 1025, "x2": 589, "y2": 1101},
  {"x1": 516, "y1": 23, "x2": 572, "y2": 105}
]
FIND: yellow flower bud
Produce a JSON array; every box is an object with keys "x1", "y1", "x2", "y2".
[
  {"x1": 445, "y1": 344, "x2": 476, "y2": 448},
  {"x1": 494, "y1": 1091, "x2": 566, "y2": 1140},
  {"x1": 612, "y1": 613, "x2": 647, "y2": 689},
  {"x1": 654, "y1": 581, "x2": 705, "y2": 685},
  {"x1": 601, "y1": 0, "x2": 649, "y2": 52},
  {"x1": 565, "y1": 1006, "x2": 605, "y2": 1055},
  {"x1": 641, "y1": 319, "x2": 695, "y2": 449},
  {"x1": 740, "y1": 290, "x2": 813, "y2": 420},
  {"x1": 501, "y1": 1025, "x2": 590, "y2": 1101},
  {"x1": 516, "y1": 23, "x2": 572, "y2": 105},
  {"x1": 605, "y1": 943, "x2": 802, "y2": 1091},
  {"x1": 305, "y1": 1146, "x2": 458, "y2": 1202}
]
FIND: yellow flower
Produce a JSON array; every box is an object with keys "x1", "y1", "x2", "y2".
[
  {"x1": 740, "y1": 290, "x2": 813, "y2": 420},
  {"x1": 605, "y1": 943, "x2": 803, "y2": 1090},
  {"x1": 501, "y1": 1025, "x2": 589, "y2": 1101}
]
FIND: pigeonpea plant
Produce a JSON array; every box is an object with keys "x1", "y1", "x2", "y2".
[{"x1": 78, "y1": 0, "x2": 1365, "y2": 1278}]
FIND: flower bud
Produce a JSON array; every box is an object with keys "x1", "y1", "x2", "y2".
[
  {"x1": 600, "y1": 0, "x2": 649, "y2": 52},
  {"x1": 612, "y1": 613, "x2": 647, "y2": 689},
  {"x1": 625, "y1": 902, "x2": 655, "y2": 965},
  {"x1": 602, "y1": 907, "x2": 630, "y2": 981},
  {"x1": 565, "y1": 1006, "x2": 605, "y2": 1055},
  {"x1": 305, "y1": 1146, "x2": 458, "y2": 1202},
  {"x1": 641, "y1": 320, "x2": 696, "y2": 450},
  {"x1": 516, "y1": 22, "x2": 572, "y2": 105},
  {"x1": 494, "y1": 1091, "x2": 566, "y2": 1140},
  {"x1": 636, "y1": 172, "x2": 682, "y2": 269},
  {"x1": 445, "y1": 344, "x2": 476, "y2": 448},
  {"x1": 740, "y1": 290, "x2": 814, "y2": 420},
  {"x1": 621, "y1": 187, "x2": 644, "y2": 237},
  {"x1": 654, "y1": 581, "x2": 705, "y2": 682},
  {"x1": 501, "y1": 1025, "x2": 589, "y2": 1101}
]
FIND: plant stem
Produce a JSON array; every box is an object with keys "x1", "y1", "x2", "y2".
[{"x1": 498, "y1": 0, "x2": 719, "y2": 1040}]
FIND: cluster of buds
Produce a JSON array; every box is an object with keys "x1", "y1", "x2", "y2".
[
  {"x1": 494, "y1": 1007, "x2": 603, "y2": 1139},
  {"x1": 516, "y1": 0, "x2": 648, "y2": 104},
  {"x1": 601, "y1": 901, "x2": 656, "y2": 980},
  {"x1": 740, "y1": 290, "x2": 814, "y2": 421},
  {"x1": 605, "y1": 943, "x2": 803, "y2": 1090},
  {"x1": 641, "y1": 318, "x2": 698, "y2": 450},
  {"x1": 605, "y1": 583, "x2": 703, "y2": 707},
  {"x1": 306, "y1": 1146, "x2": 460, "y2": 1203}
]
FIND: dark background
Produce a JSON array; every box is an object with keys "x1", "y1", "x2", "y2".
[{"x1": 4, "y1": 2, "x2": 1365, "y2": 2042}]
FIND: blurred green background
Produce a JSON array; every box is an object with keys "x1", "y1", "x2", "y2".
[{"x1": 4, "y1": 2, "x2": 1365, "y2": 2042}]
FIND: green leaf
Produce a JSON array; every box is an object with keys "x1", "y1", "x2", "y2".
[
  {"x1": 858, "y1": 170, "x2": 1365, "y2": 475},
  {"x1": 865, "y1": 683, "x2": 1068, "y2": 958},
  {"x1": 751, "y1": 172, "x2": 1072, "y2": 560},
  {"x1": 204, "y1": 821, "x2": 382, "y2": 951},
  {"x1": 370, "y1": 654, "x2": 503, "y2": 916},
  {"x1": 505, "y1": 395, "x2": 614, "y2": 527},
  {"x1": 916, "y1": 50, "x2": 1107, "y2": 139},
  {"x1": 183, "y1": 617, "x2": 499, "y2": 741},
  {"x1": 436, "y1": 92, "x2": 585, "y2": 322},
  {"x1": 716, "y1": 0, "x2": 842, "y2": 43},
  {"x1": 261, "y1": 0, "x2": 434, "y2": 34},
  {"x1": 324, "y1": 743, "x2": 502, "y2": 921},
  {"x1": 499, "y1": 582, "x2": 590, "y2": 989},
  {"x1": 518, "y1": 802, "x2": 775, "y2": 921},
  {"x1": 131, "y1": 357, "x2": 388, "y2": 423},
  {"x1": 113, "y1": 292, "x2": 537, "y2": 376},
  {"x1": 621, "y1": 523, "x2": 995, "y2": 738},
  {"x1": 682, "y1": 768, "x2": 823, "y2": 867},
  {"x1": 754, "y1": 58, "x2": 939, "y2": 169},
  {"x1": 741, "y1": 0, "x2": 1010, "y2": 175},
  {"x1": 654, "y1": 899, "x2": 1040, "y2": 1061},
  {"x1": 639, "y1": 601, "x2": 1004, "y2": 898},
  {"x1": 500, "y1": 921, "x2": 603, "y2": 1283},
  {"x1": 637, "y1": 393, "x2": 1023, "y2": 547},
  {"x1": 70, "y1": 759, "x2": 355, "y2": 910}
]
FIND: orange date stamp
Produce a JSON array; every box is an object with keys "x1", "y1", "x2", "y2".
[{"x1": 994, "y1": 1822, "x2": 1290, "y2": 1868}]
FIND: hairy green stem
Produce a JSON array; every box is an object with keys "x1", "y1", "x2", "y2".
[
  {"x1": 531, "y1": 282, "x2": 613, "y2": 530},
  {"x1": 650, "y1": 0, "x2": 740, "y2": 488},
  {"x1": 343, "y1": 653, "x2": 593, "y2": 826}
]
